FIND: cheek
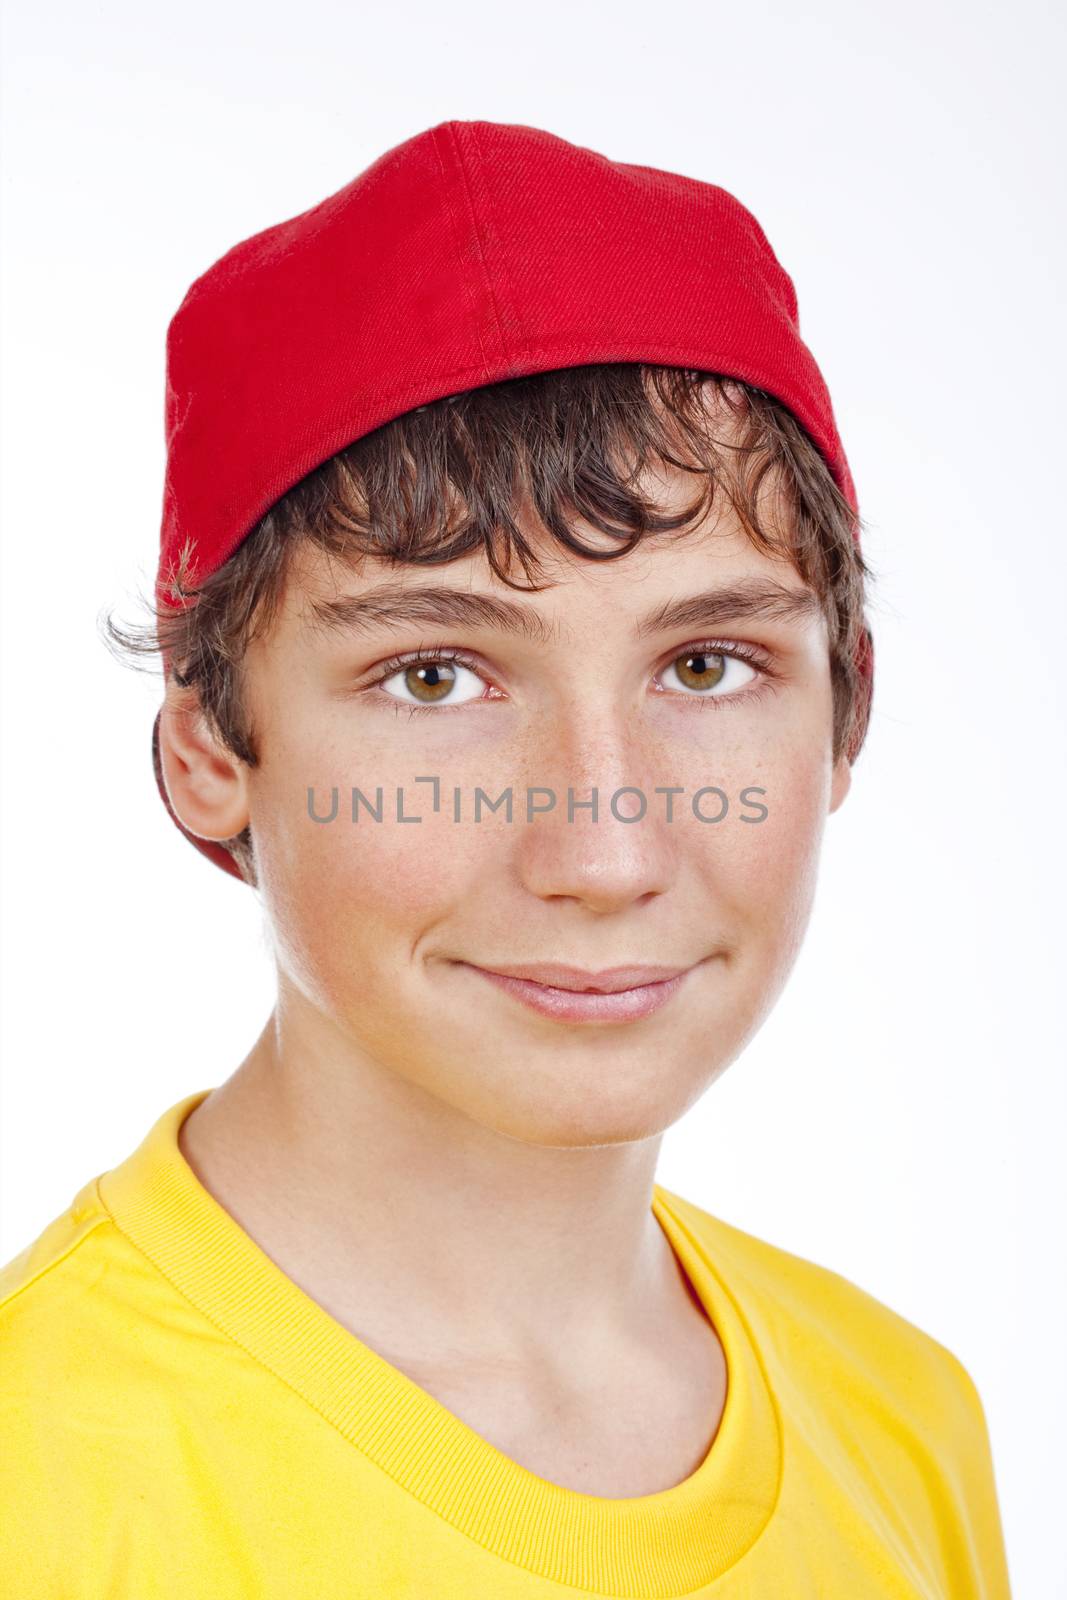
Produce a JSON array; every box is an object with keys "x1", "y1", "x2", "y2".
[
  {"x1": 713, "y1": 750, "x2": 831, "y2": 952},
  {"x1": 645, "y1": 731, "x2": 832, "y2": 1073},
  {"x1": 668, "y1": 710, "x2": 831, "y2": 951},
  {"x1": 252, "y1": 770, "x2": 488, "y2": 1008}
]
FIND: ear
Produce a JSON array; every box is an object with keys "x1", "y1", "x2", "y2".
[
  {"x1": 828, "y1": 751, "x2": 852, "y2": 814},
  {"x1": 156, "y1": 682, "x2": 251, "y2": 844}
]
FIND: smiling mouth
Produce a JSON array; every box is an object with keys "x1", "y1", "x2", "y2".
[
  {"x1": 453, "y1": 958, "x2": 704, "y2": 1025},
  {"x1": 462, "y1": 961, "x2": 695, "y2": 993}
]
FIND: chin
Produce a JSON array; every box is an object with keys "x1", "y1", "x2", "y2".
[{"x1": 457, "y1": 1064, "x2": 710, "y2": 1151}]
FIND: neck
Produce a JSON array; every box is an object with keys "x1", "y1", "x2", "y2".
[{"x1": 177, "y1": 990, "x2": 693, "y2": 1375}]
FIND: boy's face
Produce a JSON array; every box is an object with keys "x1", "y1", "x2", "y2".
[{"x1": 166, "y1": 461, "x2": 850, "y2": 1147}]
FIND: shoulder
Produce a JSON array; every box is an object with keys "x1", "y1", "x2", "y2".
[
  {"x1": 1, "y1": 1174, "x2": 201, "y2": 1478},
  {"x1": 0, "y1": 1176, "x2": 170, "y2": 1389},
  {"x1": 659, "y1": 1188, "x2": 1013, "y2": 1590},
  {"x1": 1, "y1": 1177, "x2": 114, "y2": 1324},
  {"x1": 655, "y1": 1185, "x2": 987, "y2": 1440},
  {"x1": 0, "y1": 1180, "x2": 159, "y2": 1591}
]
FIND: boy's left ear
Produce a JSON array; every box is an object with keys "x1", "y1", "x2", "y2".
[{"x1": 829, "y1": 753, "x2": 852, "y2": 814}]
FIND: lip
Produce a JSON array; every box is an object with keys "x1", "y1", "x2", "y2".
[
  {"x1": 473, "y1": 961, "x2": 691, "y2": 993},
  {"x1": 457, "y1": 960, "x2": 699, "y2": 1024}
]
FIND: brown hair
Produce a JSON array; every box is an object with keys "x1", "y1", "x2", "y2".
[{"x1": 104, "y1": 363, "x2": 874, "y2": 887}]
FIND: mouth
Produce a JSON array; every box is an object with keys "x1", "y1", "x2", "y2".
[{"x1": 454, "y1": 959, "x2": 702, "y2": 1025}]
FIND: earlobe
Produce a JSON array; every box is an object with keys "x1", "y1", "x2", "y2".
[
  {"x1": 828, "y1": 754, "x2": 852, "y2": 814},
  {"x1": 156, "y1": 689, "x2": 250, "y2": 844}
]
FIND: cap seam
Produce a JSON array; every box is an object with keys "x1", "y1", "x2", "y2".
[
  {"x1": 438, "y1": 122, "x2": 517, "y2": 373},
  {"x1": 453, "y1": 123, "x2": 531, "y2": 375}
]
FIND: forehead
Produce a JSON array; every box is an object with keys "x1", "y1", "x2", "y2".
[
  {"x1": 279, "y1": 442, "x2": 808, "y2": 633},
  {"x1": 282, "y1": 542, "x2": 815, "y2": 662}
]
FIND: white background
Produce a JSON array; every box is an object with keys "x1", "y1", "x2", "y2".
[{"x1": 2, "y1": 2, "x2": 1064, "y2": 1592}]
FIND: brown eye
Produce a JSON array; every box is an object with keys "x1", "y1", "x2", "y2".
[
  {"x1": 675, "y1": 652, "x2": 725, "y2": 691},
  {"x1": 379, "y1": 658, "x2": 486, "y2": 707},
  {"x1": 404, "y1": 662, "x2": 455, "y2": 702},
  {"x1": 660, "y1": 651, "x2": 756, "y2": 697}
]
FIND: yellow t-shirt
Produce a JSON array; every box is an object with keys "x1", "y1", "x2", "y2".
[{"x1": 1, "y1": 1089, "x2": 1011, "y2": 1598}]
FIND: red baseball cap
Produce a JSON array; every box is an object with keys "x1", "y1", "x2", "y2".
[{"x1": 153, "y1": 118, "x2": 865, "y2": 881}]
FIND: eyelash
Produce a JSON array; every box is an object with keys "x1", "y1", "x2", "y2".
[{"x1": 359, "y1": 640, "x2": 778, "y2": 719}]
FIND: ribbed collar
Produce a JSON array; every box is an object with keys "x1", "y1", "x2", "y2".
[{"x1": 97, "y1": 1090, "x2": 781, "y2": 1597}]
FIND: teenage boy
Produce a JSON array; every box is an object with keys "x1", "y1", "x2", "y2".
[{"x1": 1, "y1": 120, "x2": 1012, "y2": 1597}]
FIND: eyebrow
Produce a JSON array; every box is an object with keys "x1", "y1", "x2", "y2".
[{"x1": 307, "y1": 578, "x2": 821, "y2": 645}]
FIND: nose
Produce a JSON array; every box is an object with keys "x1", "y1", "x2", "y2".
[{"x1": 512, "y1": 708, "x2": 678, "y2": 915}]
